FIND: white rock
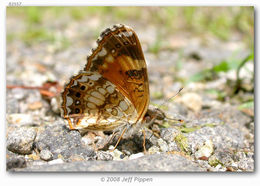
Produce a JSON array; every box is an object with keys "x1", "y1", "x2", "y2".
[
  {"x1": 109, "y1": 149, "x2": 124, "y2": 160},
  {"x1": 181, "y1": 92, "x2": 202, "y2": 113},
  {"x1": 7, "y1": 127, "x2": 36, "y2": 154},
  {"x1": 51, "y1": 97, "x2": 60, "y2": 114},
  {"x1": 40, "y1": 149, "x2": 53, "y2": 161},
  {"x1": 48, "y1": 159, "x2": 64, "y2": 165},
  {"x1": 7, "y1": 113, "x2": 33, "y2": 125},
  {"x1": 157, "y1": 138, "x2": 168, "y2": 152},
  {"x1": 195, "y1": 140, "x2": 214, "y2": 159},
  {"x1": 81, "y1": 137, "x2": 93, "y2": 145},
  {"x1": 12, "y1": 88, "x2": 25, "y2": 100},
  {"x1": 129, "y1": 152, "x2": 144, "y2": 160},
  {"x1": 148, "y1": 146, "x2": 160, "y2": 154}
]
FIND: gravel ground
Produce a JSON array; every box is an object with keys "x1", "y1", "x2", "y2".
[{"x1": 6, "y1": 9, "x2": 254, "y2": 172}]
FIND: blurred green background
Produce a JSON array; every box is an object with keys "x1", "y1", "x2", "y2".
[
  {"x1": 7, "y1": 7, "x2": 254, "y2": 48},
  {"x1": 6, "y1": 7, "x2": 254, "y2": 111}
]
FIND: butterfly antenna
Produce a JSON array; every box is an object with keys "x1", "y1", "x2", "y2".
[
  {"x1": 147, "y1": 87, "x2": 184, "y2": 126},
  {"x1": 158, "y1": 87, "x2": 183, "y2": 109}
]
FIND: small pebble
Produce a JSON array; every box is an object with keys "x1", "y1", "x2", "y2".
[
  {"x1": 97, "y1": 151, "x2": 113, "y2": 161},
  {"x1": 69, "y1": 154, "x2": 85, "y2": 162},
  {"x1": 27, "y1": 152, "x2": 40, "y2": 161},
  {"x1": 160, "y1": 128, "x2": 180, "y2": 143},
  {"x1": 148, "y1": 146, "x2": 160, "y2": 154},
  {"x1": 50, "y1": 97, "x2": 61, "y2": 114},
  {"x1": 32, "y1": 161, "x2": 47, "y2": 166},
  {"x1": 195, "y1": 140, "x2": 214, "y2": 159},
  {"x1": 28, "y1": 101, "x2": 43, "y2": 110},
  {"x1": 6, "y1": 157, "x2": 26, "y2": 170},
  {"x1": 129, "y1": 152, "x2": 144, "y2": 160},
  {"x1": 81, "y1": 137, "x2": 93, "y2": 146},
  {"x1": 215, "y1": 164, "x2": 222, "y2": 170},
  {"x1": 108, "y1": 145, "x2": 115, "y2": 150},
  {"x1": 7, "y1": 127, "x2": 37, "y2": 154},
  {"x1": 7, "y1": 114, "x2": 33, "y2": 126},
  {"x1": 168, "y1": 142, "x2": 179, "y2": 152},
  {"x1": 48, "y1": 159, "x2": 64, "y2": 165},
  {"x1": 181, "y1": 92, "x2": 202, "y2": 113},
  {"x1": 40, "y1": 149, "x2": 53, "y2": 161},
  {"x1": 157, "y1": 138, "x2": 169, "y2": 152},
  {"x1": 109, "y1": 149, "x2": 124, "y2": 160},
  {"x1": 12, "y1": 88, "x2": 25, "y2": 100}
]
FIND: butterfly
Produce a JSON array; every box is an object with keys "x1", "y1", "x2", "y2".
[{"x1": 61, "y1": 24, "x2": 150, "y2": 136}]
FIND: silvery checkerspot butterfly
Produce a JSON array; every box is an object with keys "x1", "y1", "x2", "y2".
[{"x1": 61, "y1": 24, "x2": 150, "y2": 140}]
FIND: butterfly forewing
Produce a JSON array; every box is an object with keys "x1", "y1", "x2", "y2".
[{"x1": 84, "y1": 24, "x2": 149, "y2": 123}]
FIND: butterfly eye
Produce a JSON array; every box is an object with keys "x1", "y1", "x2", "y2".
[
  {"x1": 116, "y1": 43, "x2": 121, "y2": 48},
  {"x1": 75, "y1": 100, "x2": 81, "y2": 105},
  {"x1": 123, "y1": 41, "x2": 129, "y2": 45}
]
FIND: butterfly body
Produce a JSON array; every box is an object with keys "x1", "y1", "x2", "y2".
[{"x1": 61, "y1": 24, "x2": 149, "y2": 132}]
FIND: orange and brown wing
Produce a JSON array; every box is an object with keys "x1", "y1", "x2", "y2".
[
  {"x1": 61, "y1": 71, "x2": 139, "y2": 130},
  {"x1": 84, "y1": 24, "x2": 149, "y2": 123}
]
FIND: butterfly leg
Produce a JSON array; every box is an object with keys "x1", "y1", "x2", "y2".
[
  {"x1": 65, "y1": 118, "x2": 75, "y2": 130},
  {"x1": 92, "y1": 131, "x2": 117, "y2": 151},
  {"x1": 99, "y1": 130, "x2": 117, "y2": 150},
  {"x1": 142, "y1": 129, "x2": 147, "y2": 154},
  {"x1": 111, "y1": 127, "x2": 127, "y2": 152},
  {"x1": 106, "y1": 130, "x2": 117, "y2": 145}
]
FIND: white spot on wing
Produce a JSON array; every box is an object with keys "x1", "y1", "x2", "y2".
[
  {"x1": 119, "y1": 101, "x2": 128, "y2": 111},
  {"x1": 111, "y1": 26, "x2": 116, "y2": 31},
  {"x1": 87, "y1": 102, "x2": 96, "y2": 109},
  {"x1": 91, "y1": 91, "x2": 105, "y2": 101},
  {"x1": 77, "y1": 75, "x2": 89, "y2": 82},
  {"x1": 92, "y1": 42, "x2": 98, "y2": 51},
  {"x1": 67, "y1": 107, "x2": 71, "y2": 114},
  {"x1": 92, "y1": 55, "x2": 98, "y2": 61},
  {"x1": 88, "y1": 73, "x2": 101, "y2": 81},
  {"x1": 128, "y1": 31, "x2": 133, "y2": 36},
  {"x1": 106, "y1": 85, "x2": 114, "y2": 94},
  {"x1": 98, "y1": 47, "x2": 107, "y2": 57},
  {"x1": 97, "y1": 36, "x2": 102, "y2": 42},
  {"x1": 98, "y1": 88, "x2": 107, "y2": 95},
  {"x1": 73, "y1": 80, "x2": 77, "y2": 86},
  {"x1": 116, "y1": 24, "x2": 123, "y2": 28},
  {"x1": 88, "y1": 96, "x2": 104, "y2": 106},
  {"x1": 66, "y1": 96, "x2": 73, "y2": 106}
]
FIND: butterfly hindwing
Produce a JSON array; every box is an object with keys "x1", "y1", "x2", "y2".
[{"x1": 61, "y1": 71, "x2": 138, "y2": 130}]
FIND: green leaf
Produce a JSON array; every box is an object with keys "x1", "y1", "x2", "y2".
[
  {"x1": 238, "y1": 101, "x2": 254, "y2": 110},
  {"x1": 212, "y1": 61, "x2": 229, "y2": 72}
]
